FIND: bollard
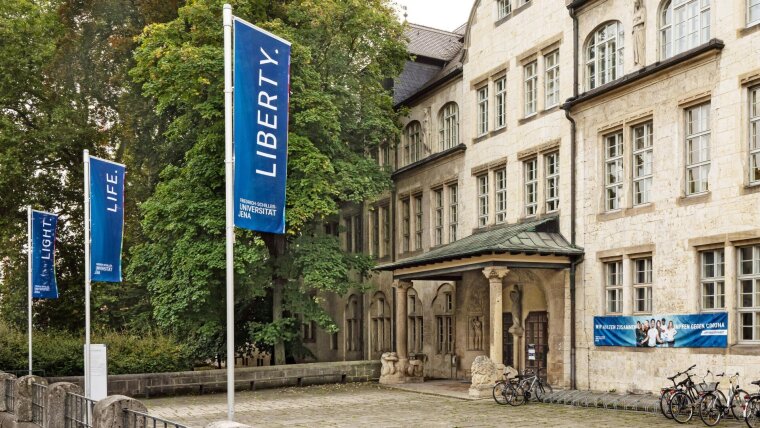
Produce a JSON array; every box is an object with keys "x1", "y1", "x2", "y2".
[
  {"x1": 14, "y1": 375, "x2": 47, "y2": 422},
  {"x1": 93, "y1": 395, "x2": 147, "y2": 428},
  {"x1": 0, "y1": 372, "x2": 15, "y2": 412},
  {"x1": 206, "y1": 422, "x2": 253, "y2": 428},
  {"x1": 47, "y1": 382, "x2": 82, "y2": 428}
]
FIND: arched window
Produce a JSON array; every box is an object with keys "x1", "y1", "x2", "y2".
[
  {"x1": 438, "y1": 103, "x2": 459, "y2": 151},
  {"x1": 432, "y1": 283, "x2": 455, "y2": 354},
  {"x1": 407, "y1": 289, "x2": 424, "y2": 353},
  {"x1": 660, "y1": 0, "x2": 710, "y2": 60},
  {"x1": 371, "y1": 292, "x2": 391, "y2": 353},
  {"x1": 404, "y1": 121, "x2": 422, "y2": 165},
  {"x1": 585, "y1": 21, "x2": 624, "y2": 90},
  {"x1": 346, "y1": 294, "x2": 363, "y2": 353}
]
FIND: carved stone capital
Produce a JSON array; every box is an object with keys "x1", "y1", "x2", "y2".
[
  {"x1": 393, "y1": 280, "x2": 413, "y2": 291},
  {"x1": 482, "y1": 267, "x2": 509, "y2": 281}
]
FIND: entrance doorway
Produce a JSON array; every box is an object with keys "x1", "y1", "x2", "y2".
[
  {"x1": 524, "y1": 311, "x2": 548, "y2": 380},
  {"x1": 502, "y1": 313, "x2": 514, "y2": 367}
]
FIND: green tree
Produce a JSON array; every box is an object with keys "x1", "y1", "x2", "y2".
[{"x1": 129, "y1": 0, "x2": 406, "y2": 362}]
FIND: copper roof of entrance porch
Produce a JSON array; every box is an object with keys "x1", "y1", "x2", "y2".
[{"x1": 376, "y1": 217, "x2": 584, "y2": 281}]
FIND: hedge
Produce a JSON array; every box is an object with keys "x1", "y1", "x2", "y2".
[{"x1": 0, "y1": 322, "x2": 192, "y2": 377}]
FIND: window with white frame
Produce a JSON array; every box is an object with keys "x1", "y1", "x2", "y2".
[
  {"x1": 545, "y1": 50, "x2": 560, "y2": 108},
  {"x1": 751, "y1": 0, "x2": 760, "y2": 26},
  {"x1": 401, "y1": 198, "x2": 410, "y2": 253},
  {"x1": 495, "y1": 167, "x2": 508, "y2": 223},
  {"x1": 497, "y1": 0, "x2": 511, "y2": 20},
  {"x1": 586, "y1": 21, "x2": 624, "y2": 90},
  {"x1": 632, "y1": 122, "x2": 654, "y2": 205},
  {"x1": 606, "y1": 261, "x2": 623, "y2": 314},
  {"x1": 405, "y1": 121, "x2": 421, "y2": 165},
  {"x1": 448, "y1": 184, "x2": 459, "y2": 241},
  {"x1": 685, "y1": 103, "x2": 711, "y2": 195},
  {"x1": 524, "y1": 61, "x2": 538, "y2": 116},
  {"x1": 545, "y1": 152, "x2": 559, "y2": 213},
  {"x1": 439, "y1": 103, "x2": 459, "y2": 151},
  {"x1": 495, "y1": 76, "x2": 507, "y2": 129},
  {"x1": 660, "y1": 0, "x2": 711, "y2": 60},
  {"x1": 414, "y1": 194, "x2": 423, "y2": 251},
  {"x1": 738, "y1": 245, "x2": 760, "y2": 342},
  {"x1": 605, "y1": 132, "x2": 624, "y2": 211},
  {"x1": 633, "y1": 257, "x2": 653, "y2": 313},
  {"x1": 477, "y1": 86, "x2": 489, "y2": 136},
  {"x1": 477, "y1": 174, "x2": 489, "y2": 227},
  {"x1": 701, "y1": 249, "x2": 725, "y2": 310},
  {"x1": 433, "y1": 189, "x2": 443, "y2": 247},
  {"x1": 524, "y1": 158, "x2": 538, "y2": 216},
  {"x1": 750, "y1": 86, "x2": 760, "y2": 184}
]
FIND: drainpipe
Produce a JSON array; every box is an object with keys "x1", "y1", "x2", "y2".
[
  {"x1": 391, "y1": 146, "x2": 399, "y2": 354},
  {"x1": 564, "y1": 3, "x2": 580, "y2": 391}
]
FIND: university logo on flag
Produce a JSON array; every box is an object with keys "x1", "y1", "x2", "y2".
[
  {"x1": 233, "y1": 17, "x2": 291, "y2": 234},
  {"x1": 31, "y1": 210, "x2": 58, "y2": 299},
  {"x1": 89, "y1": 157, "x2": 125, "y2": 282}
]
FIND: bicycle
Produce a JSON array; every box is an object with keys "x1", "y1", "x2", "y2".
[
  {"x1": 517, "y1": 368, "x2": 553, "y2": 403},
  {"x1": 660, "y1": 364, "x2": 696, "y2": 419},
  {"x1": 492, "y1": 370, "x2": 524, "y2": 406},
  {"x1": 670, "y1": 369, "x2": 714, "y2": 424},
  {"x1": 699, "y1": 372, "x2": 750, "y2": 426},
  {"x1": 744, "y1": 380, "x2": 760, "y2": 427}
]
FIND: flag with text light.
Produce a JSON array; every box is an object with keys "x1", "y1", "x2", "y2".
[
  {"x1": 31, "y1": 210, "x2": 59, "y2": 299},
  {"x1": 89, "y1": 156, "x2": 125, "y2": 282},
  {"x1": 233, "y1": 17, "x2": 291, "y2": 234}
]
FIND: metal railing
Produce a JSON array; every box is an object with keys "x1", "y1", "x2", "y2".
[
  {"x1": 32, "y1": 382, "x2": 47, "y2": 426},
  {"x1": 123, "y1": 409, "x2": 188, "y2": 428},
  {"x1": 4, "y1": 378, "x2": 15, "y2": 414},
  {"x1": 64, "y1": 392, "x2": 96, "y2": 428}
]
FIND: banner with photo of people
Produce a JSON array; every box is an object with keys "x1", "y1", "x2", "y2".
[{"x1": 594, "y1": 312, "x2": 728, "y2": 348}]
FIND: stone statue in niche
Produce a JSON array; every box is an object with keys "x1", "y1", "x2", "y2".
[
  {"x1": 633, "y1": 0, "x2": 646, "y2": 66},
  {"x1": 509, "y1": 285, "x2": 523, "y2": 330},
  {"x1": 471, "y1": 316, "x2": 483, "y2": 350}
]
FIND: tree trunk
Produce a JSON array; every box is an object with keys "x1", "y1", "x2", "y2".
[{"x1": 264, "y1": 234, "x2": 287, "y2": 365}]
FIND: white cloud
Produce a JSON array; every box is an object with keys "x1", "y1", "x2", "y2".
[{"x1": 394, "y1": 0, "x2": 475, "y2": 32}]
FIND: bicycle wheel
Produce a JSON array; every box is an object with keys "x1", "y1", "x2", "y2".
[
  {"x1": 493, "y1": 382, "x2": 510, "y2": 405},
  {"x1": 746, "y1": 396, "x2": 760, "y2": 428},
  {"x1": 660, "y1": 389, "x2": 675, "y2": 419},
  {"x1": 509, "y1": 383, "x2": 526, "y2": 406},
  {"x1": 535, "y1": 382, "x2": 553, "y2": 402},
  {"x1": 732, "y1": 389, "x2": 750, "y2": 420},
  {"x1": 670, "y1": 391, "x2": 693, "y2": 424},
  {"x1": 699, "y1": 392, "x2": 722, "y2": 426}
]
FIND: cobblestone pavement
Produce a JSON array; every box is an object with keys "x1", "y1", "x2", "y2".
[{"x1": 143, "y1": 382, "x2": 742, "y2": 427}]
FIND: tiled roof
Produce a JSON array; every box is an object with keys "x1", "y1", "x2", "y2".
[
  {"x1": 405, "y1": 23, "x2": 464, "y2": 61},
  {"x1": 393, "y1": 60, "x2": 445, "y2": 104},
  {"x1": 377, "y1": 217, "x2": 583, "y2": 271}
]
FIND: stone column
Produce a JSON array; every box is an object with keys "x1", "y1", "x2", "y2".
[
  {"x1": 14, "y1": 375, "x2": 47, "y2": 422},
  {"x1": 93, "y1": 395, "x2": 148, "y2": 428},
  {"x1": 725, "y1": 244, "x2": 737, "y2": 345},
  {"x1": 483, "y1": 267, "x2": 509, "y2": 365},
  {"x1": 0, "y1": 372, "x2": 15, "y2": 412},
  {"x1": 622, "y1": 255, "x2": 633, "y2": 315},
  {"x1": 47, "y1": 382, "x2": 82, "y2": 428},
  {"x1": 395, "y1": 280, "x2": 412, "y2": 360}
]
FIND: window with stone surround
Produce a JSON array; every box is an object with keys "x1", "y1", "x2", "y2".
[
  {"x1": 545, "y1": 152, "x2": 560, "y2": 213},
  {"x1": 371, "y1": 209, "x2": 380, "y2": 257},
  {"x1": 477, "y1": 86, "x2": 489, "y2": 136},
  {"x1": 524, "y1": 60, "x2": 538, "y2": 117},
  {"x1": 439, "y1": 102, "x2": 459, "y2": 151},
  {"x1": 604, "y1": 131, "x2": 624, "y2": 211},
  {"x1": 633, "y1": 122, "x2": 654, "y2": 205},
  {"x1": 435, "y1": 285, "x2": 455, "y2": 354},
  {"x1": 701, "y1": 249, "x2": 725, "y2": 311},
  {"x1": 404, "y1": 121, "x2": 421, "y2": 165},
  {"x1": 495, "y1": 76, "x2": 507, "y2": 130},
  {"x1": 660, "y1": 0, "x2": 710, "y2": 60},
  {"x1": 449, "y1": 184, "x2": 459, "y2": 242},
  {"x1": 381, "y1": 205, "x2": 391, "y2": 257},
  {"x1": 524, "y1": 158, "x2": 538, "y2": 216},
  {"x1": 346, "y1": 295, "x2": 362, "y2": 352},
  {"x1": 545, "y1": 50, "x2": 560, "y2": 108},
  {"x1": 408, "y1": 289, "x2": 424, "y2": 353},
  {"x1": 739, "y1": 245, "x2": 760, "y2": 343},
  {"x1": 750, "y1": 86, "x2": 760, "y2": 184},
  {"x1": 477, "y1": 174, "x2": 490, "y2": 227},
  {"x1": 302, "y1": 320, "x2": 317, "y2": 343},
  {"x1": 586, "y1": 21, "x2": 624, "y2": 90},
  {"x1": 606, "y1": 261, "x2": 623, "y2": 314},
  {"x1": 401, "y1": 198, "x2": 410, "y2": 253},
  {"x1": 414, "y1": 194, "x2": 423, "y2": 251},
  {"x1": 372, "y1": 293, "x2": 391, "y2": 353},
  {"x1": 495, "y1": 167, "x2": 508, "y2": 223},
  {"x1": 433, "y1": 189, "x2": 444, "y2": 246},
  {"x1": 497, "y1": 0, "x2": 511, "y2": 20},
  {"x1": 685, "y1": 103, "x2": 711, "y2": 195},
  {"x1": 751, "y1": 0, "x2": 760, "y2": 26},
  {"x1": 633, "y1": 257, "x2": 653, "y2": 314}
]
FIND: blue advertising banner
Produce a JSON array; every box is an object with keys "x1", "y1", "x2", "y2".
[
  {"x1": 31, "y1": 210, "x2": 58, "y2": 299},
  {"x1": 89, "y1": 156, "x2": 125, "y2": 282},
  {"x1": 594, "y1": 313, "x2": 728, "y2": 348},
  {"x1": 233, "y1": 17, "x2": 291, "y2": 234}
]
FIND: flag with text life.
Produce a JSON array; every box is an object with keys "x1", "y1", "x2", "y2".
[{"x1": 89, "y1": 156, "x2": 125, "y2": 282}]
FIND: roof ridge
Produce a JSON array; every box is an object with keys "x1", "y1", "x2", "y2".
[{"x1": 407, "y1": 22, "x2": 461, "y2": 36}]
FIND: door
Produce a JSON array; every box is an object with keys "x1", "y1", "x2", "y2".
[
  {"x1": 524, "y1": 311, "x2": 548, "y2": 380},
  {"x1": 502, "y1": 313, "x2": 514, "y2": 367}
]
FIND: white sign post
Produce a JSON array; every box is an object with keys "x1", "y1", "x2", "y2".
[{"x1": 85, "y1": 344, "x2": 108, "y2": 400}]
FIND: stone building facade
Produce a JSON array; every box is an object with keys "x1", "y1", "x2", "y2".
[{"x1": 300, "y1": 0, "x2": 760, "y2": 394}]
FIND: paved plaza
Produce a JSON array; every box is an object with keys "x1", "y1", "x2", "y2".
[{"x1": 142, "y1": 382, "x2": 721, "y2": 427}]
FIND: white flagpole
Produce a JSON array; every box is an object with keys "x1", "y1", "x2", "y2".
[
  {"x1": 27, "y1": 205, "x2": 33, "y2": 376},
  {"x1": 83, "y1": 149, "x2": 92, "y2": 398},
  {"x1": 223, "y1": 3, "x2": 235, "y2": 421}
]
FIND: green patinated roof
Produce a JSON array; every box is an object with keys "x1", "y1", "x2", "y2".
[{"x1": 377, "y1": 216, "x2": 583, "y2": 271}]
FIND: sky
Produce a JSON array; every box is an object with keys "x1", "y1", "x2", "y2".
[{"x1": 394, "y1": 0, "x2": 476, "y2": 32}]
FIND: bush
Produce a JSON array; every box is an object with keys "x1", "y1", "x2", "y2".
[{"x1": 0, "y1": 322, "x2": 192, "y2": 377}]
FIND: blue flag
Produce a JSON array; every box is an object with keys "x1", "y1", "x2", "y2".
[
  {"x1": 89, "y1": 156, "x2": 125, "y2": 282},
  {"x1": 233, "y1": 17, "x2": 291, "y2": 234},
  {"x1": 31, "y1": 210, "x2": 58, "y2": 299}
]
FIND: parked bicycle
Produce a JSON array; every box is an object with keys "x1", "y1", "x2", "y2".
[
  {"x1": 660, "y1": 364, "x2": 696, "y2": 419},
  {"x1": 492, "y1": 370, "x2": 524, "y2": 406},
  {"x1": 743, "y1": 380, "x2": 760, "y2": 428},
  {"x1": 517, "y1": 368, "x2": 553, "y2": 403},
  {"x1": 698, "y1": 372, "x2": 750, "y2": 426},
  {"x1": 670, "y1": 369, "x2": 715, "y2": 424}
]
